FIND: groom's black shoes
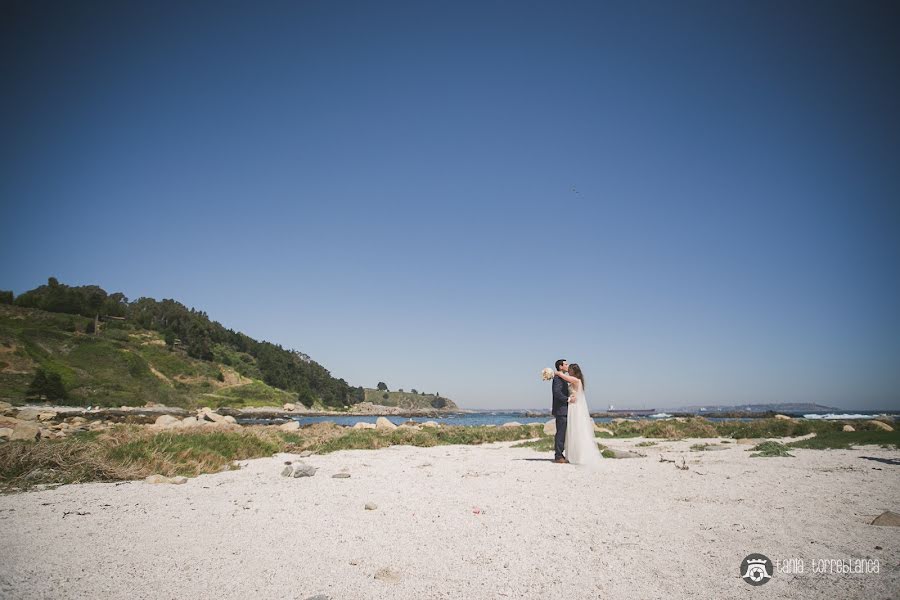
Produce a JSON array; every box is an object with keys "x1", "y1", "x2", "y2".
[{"x1": 553, "y1": 457, "x2": 569, "y2": 464}]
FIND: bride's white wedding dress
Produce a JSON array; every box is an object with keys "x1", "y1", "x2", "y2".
[{"x1": 564, "y1": 381, "x2": 603, "y2": 467}]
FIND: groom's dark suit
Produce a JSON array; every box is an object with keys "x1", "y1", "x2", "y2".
[{"x1": 551, "y1": 375, "x2": 569, "y2": 460}]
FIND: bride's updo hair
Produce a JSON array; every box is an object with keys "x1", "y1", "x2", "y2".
[{"x1": 569, "y1": 363, "x2": 585, "y2": 389}]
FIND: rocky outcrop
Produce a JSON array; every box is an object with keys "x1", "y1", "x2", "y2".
[
  {"x1": 375, "y1": 417, "x2": 397, "y2": 431},
  {"x1": 10, "y1": 421, "x2": 41, "y2": 441}
]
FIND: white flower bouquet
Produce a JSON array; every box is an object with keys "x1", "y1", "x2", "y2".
[{"x1": 541, "y1": 367, "x2": 554, "y2": 381}]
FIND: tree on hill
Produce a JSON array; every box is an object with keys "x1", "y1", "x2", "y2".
[
  {"x1": 297, "y1": 385, "x2": 315, "y2": 409},
  {"x1": 26, "y1": 368, "x2": 68, "y2": 402},
  {"x1": 411, "y1": 389, "x2": 418, "y2": 394},
  {"x1": 376, "y1": 382, "x2": 388, "y2": 391},
  {"x1": 0, "y1": 290, "x2": 13, "y2": 304}
]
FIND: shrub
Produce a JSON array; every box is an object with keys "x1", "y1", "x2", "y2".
[{"x1": 26, "y1": 368, "x2": 68, "y2": 402}]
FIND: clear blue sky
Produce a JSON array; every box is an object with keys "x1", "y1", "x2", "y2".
[{"x1": 2, "y1": 1, "x2": 898, "y2": 410}]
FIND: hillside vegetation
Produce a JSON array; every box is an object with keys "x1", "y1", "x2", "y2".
[
  {"x1": 363, "y1": 388, "x2": 458, "y2": 411},
  {"x1": 0, "y1": 279, "x2": 368, "y2": 409},
  {"x1": 0, "y1": 279, "x2": 458, "y2": 411},
  {"x1": 0, "y1": 303, "x2": 298, "y2": 409}
]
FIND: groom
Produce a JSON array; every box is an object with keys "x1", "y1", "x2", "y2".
[{"x1": 551, "y1": 359, "x2": 570, "y2": 464}]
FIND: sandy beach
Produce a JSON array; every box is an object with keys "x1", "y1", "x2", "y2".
[{"x1": 2, "y1": 435, "x2": 898, "y2": 600}]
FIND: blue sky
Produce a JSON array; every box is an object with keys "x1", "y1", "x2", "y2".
[{"x1": 2, "y1": 1, "x2": 898, "y2": 409}]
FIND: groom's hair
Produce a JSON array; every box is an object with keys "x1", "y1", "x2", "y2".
[{"x1": 555, "y1": 359, "x2": 566, "y2": 370}]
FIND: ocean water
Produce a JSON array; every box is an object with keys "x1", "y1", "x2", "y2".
[
  {"x1": 239, "y1": 411, "x2": 752, "y2": 427},
  {"x1": 237, "y1": 409, "x2": 899, "y2": 427}
]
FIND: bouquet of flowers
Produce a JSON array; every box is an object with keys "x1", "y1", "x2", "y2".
[{"x1": 541, "y1": 367, "x2": 554, "y2": 381}]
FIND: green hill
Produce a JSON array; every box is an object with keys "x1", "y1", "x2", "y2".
[
  {"x1": 363, "y1": 388, "x2": 458, "y2": 411},
  {"x1": 0, "y1": 302, "x2": 304, "y2": 409},
  {"x1": 0, "y1": 279, "x2": 461, "y2": 412},
  {"x1": 0, "y1": 278, "x2": 369, "y2": 410}
]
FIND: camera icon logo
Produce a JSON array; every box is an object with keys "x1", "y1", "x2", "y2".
[{"x1": 740, "y1": 554, "x2": 773, "y2": 586}]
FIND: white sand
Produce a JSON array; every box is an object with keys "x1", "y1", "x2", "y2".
[{"x1": 2, "y1": 436, "x2": 898, "y2": 599}]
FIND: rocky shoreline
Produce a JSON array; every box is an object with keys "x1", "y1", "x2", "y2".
[{"x1": 0, "y1": 401, "x2": 467, "y2": 441}]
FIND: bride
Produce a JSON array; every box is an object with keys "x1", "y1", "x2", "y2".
[{"x1": 555, "y1": 364, "x2": 603, "y2": 467}]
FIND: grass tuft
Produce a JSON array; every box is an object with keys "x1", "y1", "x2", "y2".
[{"x1": 749, "y1": 441, "x2": 794, "y2": 457}]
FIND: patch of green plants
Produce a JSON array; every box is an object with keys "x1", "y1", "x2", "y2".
[
  {"x1": 787, "y1": 430, "x2": 900, "y2": 450},
  {"x1": 749, "y1": 441, "x2": 794, "y2": 457}
]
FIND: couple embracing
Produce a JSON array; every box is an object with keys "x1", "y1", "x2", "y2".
[{"x1": 551, "y1": 359, "x2": 603, "y2": 467}]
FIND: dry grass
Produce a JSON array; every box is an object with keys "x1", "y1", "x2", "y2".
[{"x1": 0, "y1": 422, "x2": 544, "y2": 492}]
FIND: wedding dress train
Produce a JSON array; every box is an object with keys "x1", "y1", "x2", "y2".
[{"x1": 564, "y1": 383, "x2": 603, "y2": 467}]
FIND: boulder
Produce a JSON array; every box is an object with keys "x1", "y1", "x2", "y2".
[
  {"x1": 365, "y1": 502, "x2": 378, "y2": 510},
  {"x1": 16, "y1": 408, "x2": 42, "y2": 421},
  {"x1": 0, "y1": 427, "x2": 12, "y2": 440},
  {"x1": 37, "y1": 411, "x2": 58, "y2": 421},
  {"x1": 283, "y1": 403, "x2": 296, "y2": 411},
  {"x1": 69, "y1": 416, "x2": 87, "y2": 425},
  {"x1": 353, "y1": 422, "x2": 376, "y2": 429},
  {"x1": 0, "y1": 416, "x2": 22, "y2": 429},
  {"x1": 280, "y1": 465, "x2": 294, "y2": 477},
  {"x1": 543, "y1": 419, "x2": 556, "y2": 435},
  {"x1": 10, "y1": 422, "x2": 40, "y2": 441},
  {"x1": 199, "y1": 408, "x2": 226, "y2": 423},
  {"x1": 868, "y1": 420, "x2": 894, "y2": 432},
  {"x1": 179, "y1": 417, "x2": 199, "y2": 427},
  {"x1": 842, "y1": 425, "x2": 856, "y2": 432},
  {"x1": 291, "y1": 462, "x2": 317, "y2": 477},
  {"x1": 153, "y1": 415, "x2": 180, "y2": 429},
  {"x1": 501, "y1": 421, "x2": 523, "y2": 427},
  {"x1": 421, "y1": 421, "x2": 440, "y2": 428},
  {"x1": 222, "y1": 415, "x2": 237, "y2": 424},
  {"x1": 0, "y1": 401, "x2": 12, "y2": 414},
  {"x1": 774, "y1": 414, "x2": 793, "y2": 420},
  {"x1": 279, "y1": 420, "x2": 300, "y2": 432},
  {"x1": 871, "y1": 511, "x2": 900, "y2": 527},
  {"x1": 375, "y1": 417, "x2": 397, "y2": 431}
]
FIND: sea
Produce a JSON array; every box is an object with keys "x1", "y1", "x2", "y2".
[{"x1": 238, "y1": 409, "x2": 900, "y2": 427}]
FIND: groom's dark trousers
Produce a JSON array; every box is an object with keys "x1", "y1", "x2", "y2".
[{"x1": 551, "y1": 376, "x2": 570, "y2": 460}]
